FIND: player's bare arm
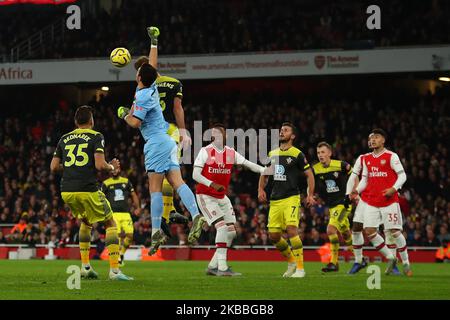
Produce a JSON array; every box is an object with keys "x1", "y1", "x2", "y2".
[
  {"x1": 124, "y1": 114, "x2": 142, "y2": 128},
  {"x1": 131, "y1": 191, "x2": 141, "y2": 216},
  {"x1": 173, "y1": 97, "x2": 192, "y2": 149},
  {"x1": 258, "y1": 174, "x2": 269, "y2": 203},
  {"x1": 49, "y1": 156, "x2": 63, "y2": 173},
  {"x1": 94, "y1": 153, "x2": 120, "y2": 173},
  {"x1": 118, "y1": 107, "x2": 142, "y2": 129},
  {"x1": 304, "y1": 168, "x2": 316, "y2": 207}
]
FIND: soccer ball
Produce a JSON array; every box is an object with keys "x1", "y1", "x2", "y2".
[{"x1": 110, "y1": 47, "x2": 131, "y2": 68}]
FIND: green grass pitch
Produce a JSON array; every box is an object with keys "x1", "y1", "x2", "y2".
[{"x1": 0, "y1": 260, "x2": 449, "y2": 300}]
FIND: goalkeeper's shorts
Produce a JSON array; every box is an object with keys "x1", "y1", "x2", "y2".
[{"x1": 144, "y1": 136, "x2": 180, "y2": 174}]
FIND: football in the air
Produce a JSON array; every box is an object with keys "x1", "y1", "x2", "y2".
[{"x1": 110, "y1": 47, "x2": 131, "y2": 67}]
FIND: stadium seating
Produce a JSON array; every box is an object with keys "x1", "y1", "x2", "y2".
[{"x1": 1, "y1": 0, "x2": 450, "y2": 61}]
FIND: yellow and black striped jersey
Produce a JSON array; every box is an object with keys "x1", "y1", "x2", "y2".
[
  {"x1": 155, "y1": 75, "x2": 183, "y2": 124},
  {"x1": 268, "y1": 147, "x2": 310, "y2": 200},
  {"x1": 312, "y1": 159, "x2": 352, "y2": 207},
  {"x1": 53, "y1": 128, "x2": 105, "y2": 193},
  {"x1": 101, "y1": 176, "x2": 135, "y2": 213}
]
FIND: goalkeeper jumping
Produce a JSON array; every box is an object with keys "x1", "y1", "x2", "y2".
[
  {"x1": 118, "y1": 28, "x2": 204, "y2": 255},
  {"x1": 121, "y1": 27, "x2": 201, "y2": 252}
]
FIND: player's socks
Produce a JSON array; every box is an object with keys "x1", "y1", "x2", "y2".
[
  {"x1": 227, "y1": 225, "x2": 237, "y2": 247},
  {"x1": 387, "y1": 244, "x2": 397, "y2": 258},
  {"x1": 79, "y1": 223, "x2": 92, "y2": 266},
  {"x1": 150, "y1": 192, "x2": 163, "y2": 235},
  {"x1": 121, "y1": 236, "x2": 131, "y2": 256},
  {"x1": 209, "y1": 226, "x2": 236, "y2": 269},
  {"x1": 162, "y1": 196, "x2": 173, "y2": 221},
  {"x1": 368, "y1": 232, "x2": 394, "y2": 259},
  {"x1": 385, "y1": 230, "x2": 397, "y2": 258},
  {"x1": 215, "y1": 221, "x2": 229, "y2": 271},
  {"x1": 208, "y1": 252, "x2": 218, "y2": 269},
  {"x1": 161, "y1": 218, "x2": 172, "y2": 238},
  {"x1": 392, "y1": 231, "x2": 410, "y2": 265},
  {"x1": 344, "y1": 236, "x2": 353, "y2": 253},
  {"x1": 162, "y1": 178, "x2": 176, "y2": 221},
  {"x1": 274, "y1": 237, "x2": 296, "y2": 263},
  {"x1": 329, "y1": 233, "x2": 339, "y2": 265},
  {"x1": 105, "y1": 226, "x2": 120, "y2": 272},
  {"x1": 176, "y1": 184, "x2": 199, "y2": 218},
  {"x1": 352, "y1": 231, "x2": 364, "y2": 263},
  {"x1": 289, "y1": 236, "x2": 304, "y2": 270}
]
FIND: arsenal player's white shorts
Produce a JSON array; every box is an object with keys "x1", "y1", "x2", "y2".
[
  {"x1": 196, "y1": 194, "x2": 236, "y2": 226},
  {"x1": 353, "y1": 198, "x2": 367, "y2": 224},
  {"x1": 363, "y1": 202, "x2": 403, "y2": 230}
]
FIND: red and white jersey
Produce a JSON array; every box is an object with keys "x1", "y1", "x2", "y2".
[
  {"x1": 352, "y1": 153, "x2": 371, "y2": 177},
  {"x1": 361, "y1": 149, "x2": 404, "y2": 207},
  {"x1": 194, "y1": 144, "x2": 247, "y2": 199}
]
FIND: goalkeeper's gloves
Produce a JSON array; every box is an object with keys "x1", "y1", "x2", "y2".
[
  {"x1": 117, "y1": 106, "x2": 130, "y2": 119},
  {"x1": 147, "y1": 26, "x2": 160, "y2": 46}
]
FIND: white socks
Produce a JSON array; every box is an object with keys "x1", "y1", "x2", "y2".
[
  {"x1": 209, "y1": 224, "x2": 237, "y2": 270},
  {"x1": 392, "y1": 230, "x2": 409, "y2": 265},
  {"x1": 209, "y1": 221, "x2": 228, "y2": 271},
  {"x1": 352, "y1": 231, "x2": 364, "y2": 263},
  {"x1": 368, "y1": 232, "x2": 394, "y2": 260}
]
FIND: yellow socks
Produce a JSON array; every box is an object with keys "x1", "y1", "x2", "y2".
[
  {"x1": 79, "y1": 223, "x2": 92, "y2": 266},
  {"x1": 120, "y1": 236, "x2": 131, "y2": 256},
  {"x1": 329, "y1": 233, "x2": 340, "y2": 265},
  {"x1": 274, "y1": 238, "x2": 296, "y2": 263},
  {"x1": 162, "y1": 178, "x2": 175, "y2": 221},
  {"x1": 289, "y1": 236, "x2": 304, "y2": 270},
  {"x1": 105, "y1": 227, "x2": 120, "y2": 270},
  {"x1": 345, "y1": 235, "x2": 353, "y2": 253}
]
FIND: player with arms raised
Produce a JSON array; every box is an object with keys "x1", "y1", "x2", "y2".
[
  {"x1": 354, "y1": 129, "x2": 412, "y2": 275},
  {"x1": 50, "y1": 106, "x2": 133, "y2": 280},
  {"x1": 258, "y1": 122, "x2": 316, "y2": 278},
  {"x1": 193, "y1": 123, "x2": 266, "y2": 276},
  {"x1": 117, "y1": 63, "x2": 204, "y2": 255},
  {"x1": 134, "y1": 26, "x2": 190, "y2": 240}
]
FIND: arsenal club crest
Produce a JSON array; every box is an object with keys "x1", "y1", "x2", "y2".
[{"x1": 380, "y1": 159, "x2": 386, "y2": 165}]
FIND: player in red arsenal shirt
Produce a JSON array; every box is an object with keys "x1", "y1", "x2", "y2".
[
  {"x1": 193, "y1": 123, "x2": 266, "y2": 276},
  {"x1": 354, "y1": 128, "x2": 412, "y2": 276}
]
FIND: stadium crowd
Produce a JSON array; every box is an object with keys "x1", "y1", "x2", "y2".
[
  {"x1": 1, "y1": 0, "x2": 450, "y2": 61},
  {"x1": 0, "y1": 87, "x2": 449, "y2": 249}
]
